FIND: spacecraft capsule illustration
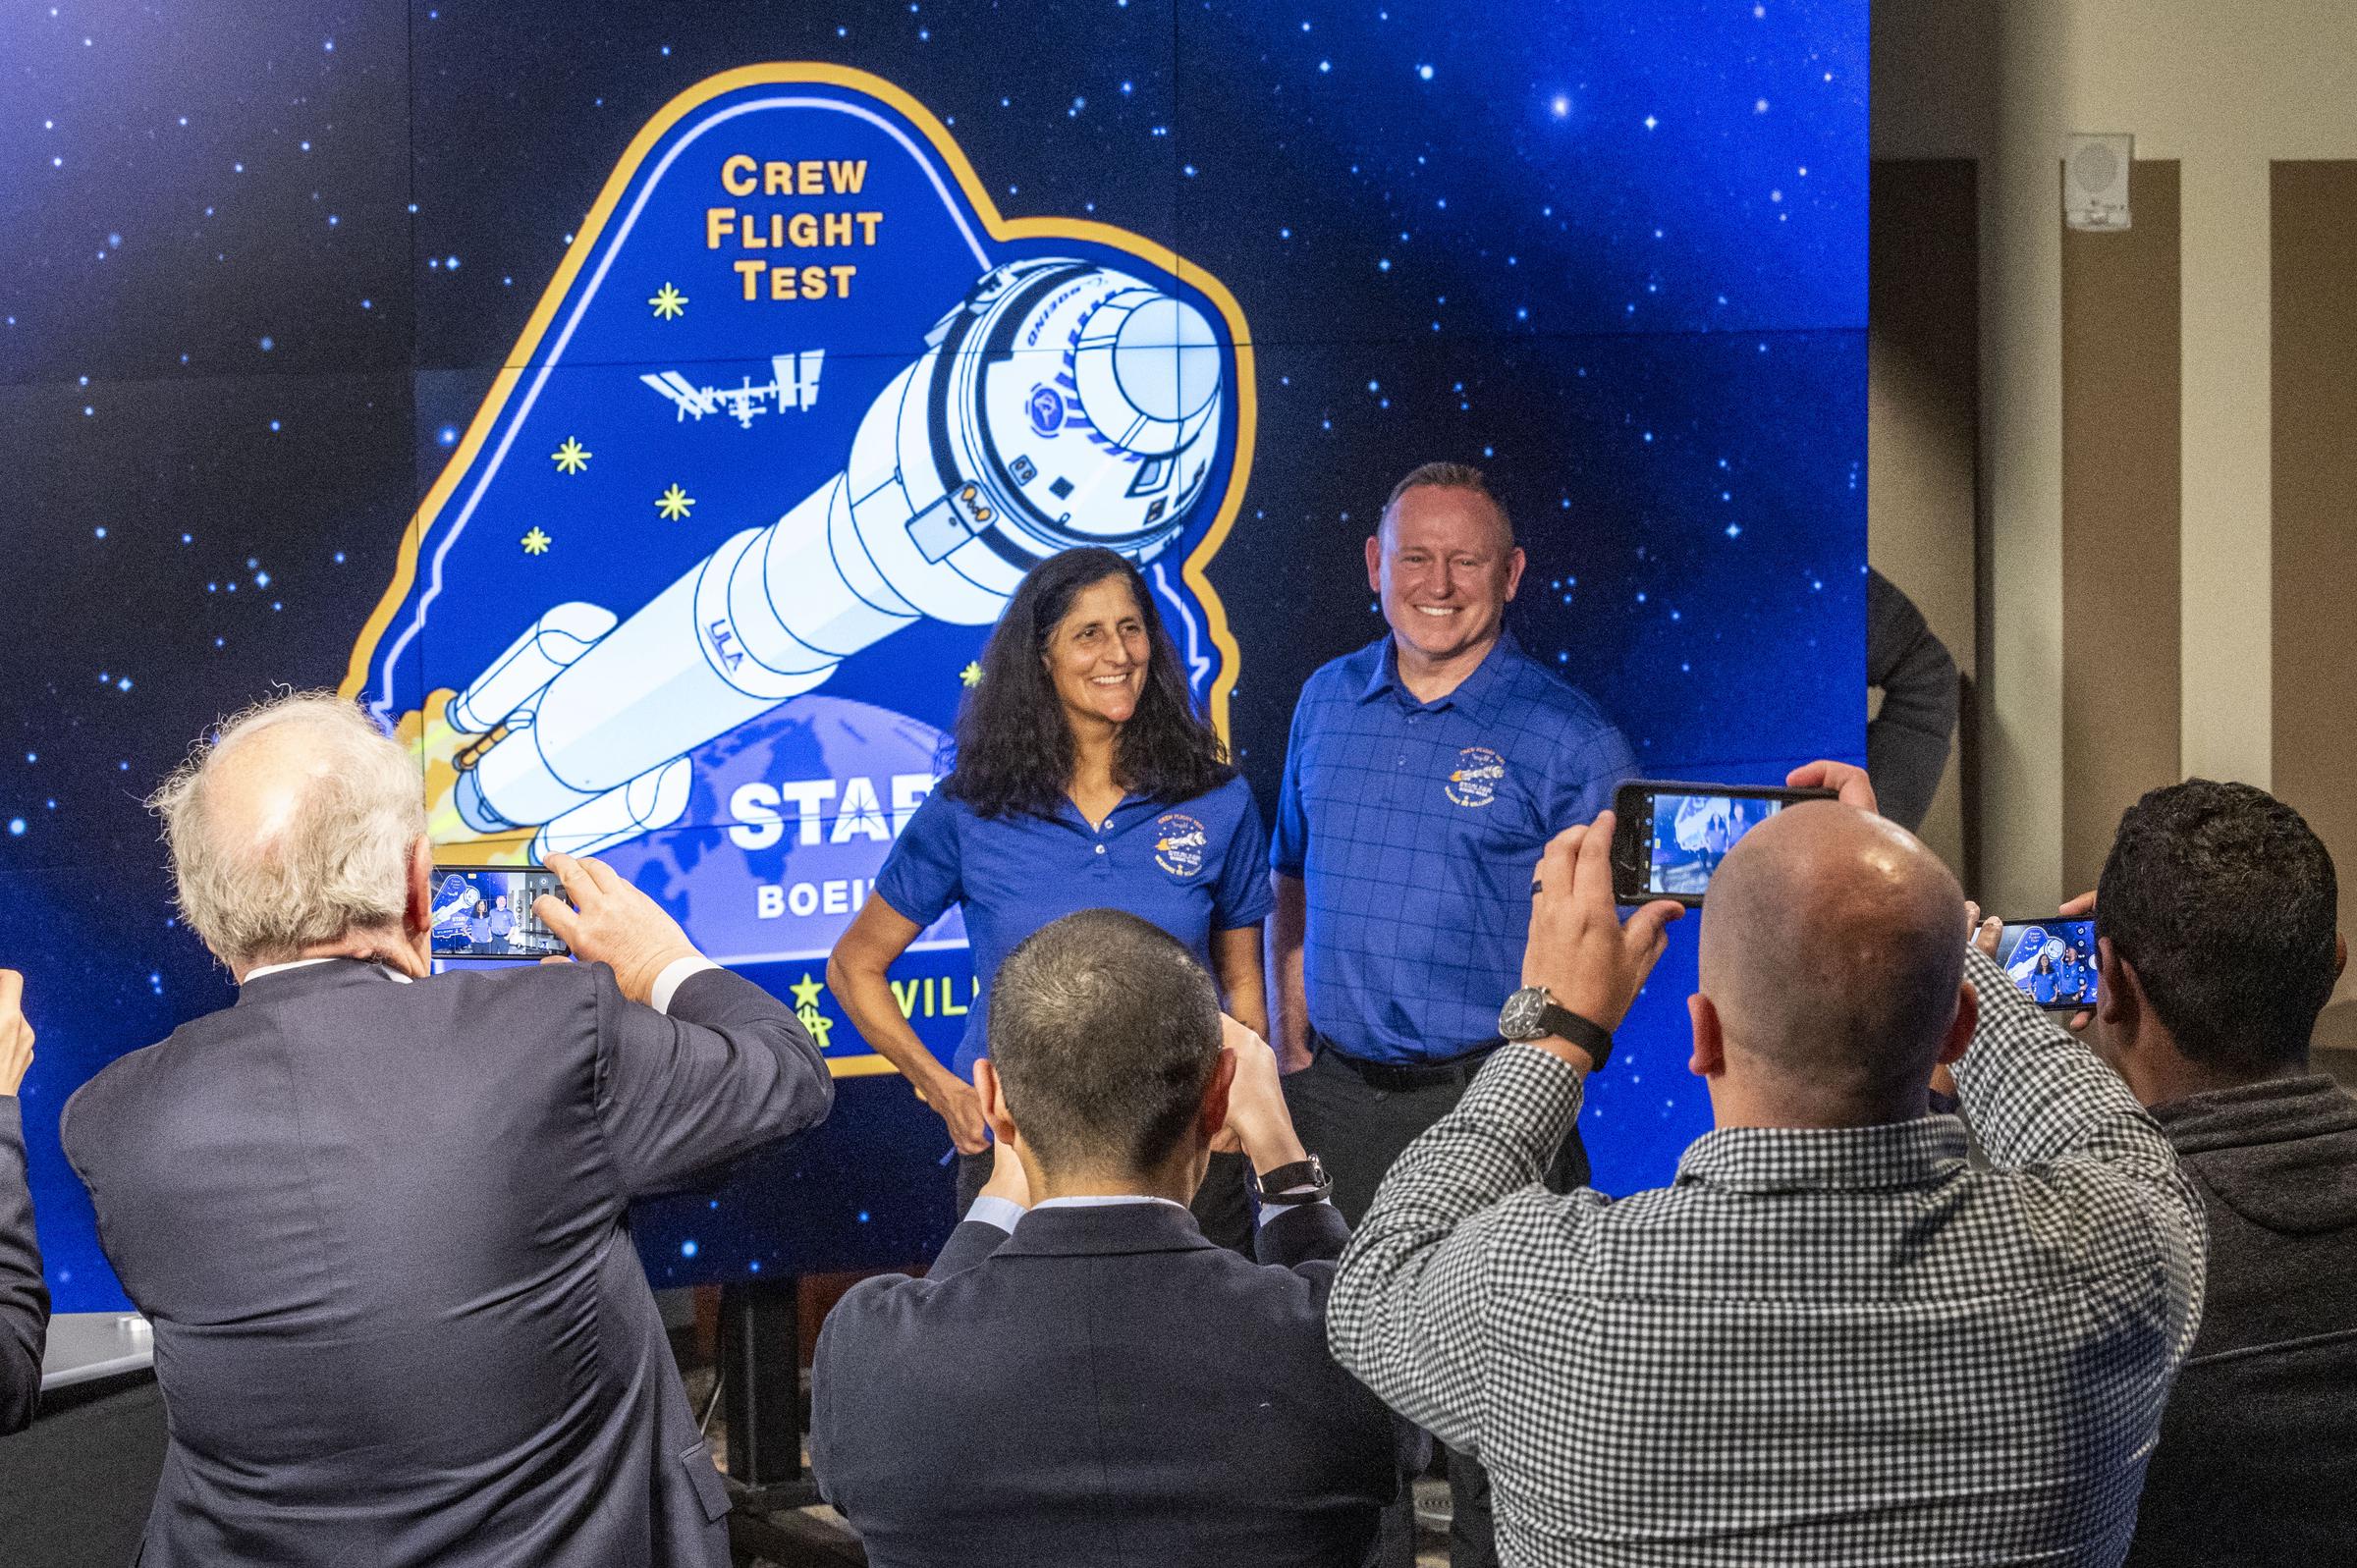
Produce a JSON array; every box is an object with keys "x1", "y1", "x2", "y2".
[{"x1": 447, "y1": 258, "x2": 1228, "y2": 859}]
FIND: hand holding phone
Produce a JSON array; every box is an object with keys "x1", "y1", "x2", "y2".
[
  {"x1": 429, "y1": 864, "x2": 572, "y2": 963},
  {"x1": 534, "y1": 853, "x2": 703, "y2": 1007},
  {"x1": 1993, "y1": 916, "x2": 2101, "y2": 1012},
  {"x1": 1528, "y1": 815, "x2": 1684, "y2": 1035}
]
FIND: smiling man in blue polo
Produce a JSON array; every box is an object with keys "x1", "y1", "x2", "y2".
[{"x1": 1269, "y1": 460, "x2": 1634, "y2": 1568}]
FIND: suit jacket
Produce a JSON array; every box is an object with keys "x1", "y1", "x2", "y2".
[
  {"x1": 61, "y1": 957, "x2": 831, "y2": 1568},
  {"x1": 811, "y1": 1198, "x2": 1398, "y2": 1568},
  {"x1": 0, "y1": 1095, "x2": 47, "y2": 1433},
  {"x1": 2125, "y1": 1075, "x2": 2357, "y2": 1568}
]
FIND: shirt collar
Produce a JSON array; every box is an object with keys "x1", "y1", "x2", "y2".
[
  {"x1": 242, "y1": 956, "x2": 413, "y2": 987},
  {"x1": 1674, "y1": 1114, "x2": 1968, "y2": 1195},
  {"x1": 1359, "y1": 629, "x2": 1523, "y2": 724},
  {"x1": 1027, "y1": 1194, "x2": 1191, "y2": 1214},
  {"x1": 1053, "y1": 791, "x2": 1155, "y2": 833}
]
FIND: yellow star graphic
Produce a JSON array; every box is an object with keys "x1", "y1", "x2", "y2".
[
  {"x1": 521, "y1": 527, "x2": 553, "y2": 556},
  {"x1": 655, "y1": 483, "x2": 695, "y2": 521},
  {"x1": 790, "y1": 973, "x2": 826, "y2": 1010},
  {"x1": 959, "y1": 661, "x2": 983, "y2": 688},
  {"x1": 648, "y1": 282, "x2": 688, "y2": 320},
  {"x1": 551, "y1": 437, "x2": 591, "y2": 474}
]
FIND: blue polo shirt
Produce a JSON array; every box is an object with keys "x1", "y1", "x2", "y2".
[
  {"x1": 875, "y1": 773, "x2": 1274, "y2": 1077},
  {"x1": 1273, "y1": 631, "x2": 1635, "y2": 1064}
]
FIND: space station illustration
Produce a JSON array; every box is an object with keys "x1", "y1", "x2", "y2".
[{"x1": 445, "y1": 257, "x2": 1228, "y2": 862}]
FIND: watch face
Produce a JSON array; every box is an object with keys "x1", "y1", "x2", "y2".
[{"x1": 1498, "y1": 987, "x2": 1548, "y2": 1040}]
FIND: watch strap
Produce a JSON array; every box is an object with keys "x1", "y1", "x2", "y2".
[
  {"x1": 1253, "y1": 1156, "x2": 1332, "y2": 1205},
  {"x1": 1533, "y1": 1001, "x2": 1614, "y2": 1071}
]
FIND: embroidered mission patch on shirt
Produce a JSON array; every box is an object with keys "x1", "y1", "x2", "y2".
[
  {"x1": 1445, "y1": 746, "x2": 1507, "y2": 808},
  {"x1": 1154, "y1": 812, "x2": 1210, "y2": 877}
]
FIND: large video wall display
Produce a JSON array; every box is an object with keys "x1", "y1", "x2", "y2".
[{"x1": 1, "y1": 0, "x2": 1866, "y2": 1307}]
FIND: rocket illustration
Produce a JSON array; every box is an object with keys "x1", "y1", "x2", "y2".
[{"x1": 446, "y1": 257, "x2": 1229, "y2": 860}]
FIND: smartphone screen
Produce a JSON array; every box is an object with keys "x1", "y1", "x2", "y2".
[
  {"x1": 429, "y1": 866, "x2": 570, "y2": 962},
  {"x1": 1996, "y1": 918, "x2": 2100, "y2": 1010},
  {"x1": 1641, "y1": 793, "x2": 1788, "y2": 897},
  {"x1": 1610, "y1": 782, "x2": 1831, "y2": 905}
]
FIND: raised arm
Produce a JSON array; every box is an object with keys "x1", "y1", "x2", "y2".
[
  {"x1": 536, "y1": 854, "x2": 834, "y2": 1198},
  {"x1": 0, "y1": 969, "x2": 50, "y2": 1433},
  {"x1": 1952, "y1": 941, "x2": 2187, "y2": 1183},
  {"x1": 1328, "y1": 816, "x2": 1679, "y2": 1451}
]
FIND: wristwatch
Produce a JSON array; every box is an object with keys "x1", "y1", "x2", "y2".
[
  {"x1": 1253, "y1": 1155, "x2": 1333, "y2": 1208},
  {"x1": 1498, "y1": 986, "x2": 1615, "y2": 1069}
]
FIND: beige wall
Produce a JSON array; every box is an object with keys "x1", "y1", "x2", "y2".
[{"x1": 1873, "y1": 0, "x2": 2357, "y2": 945}]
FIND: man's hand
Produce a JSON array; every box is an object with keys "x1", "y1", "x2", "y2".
[
  {"x1": 1970, "y1": 908, "x2": 2001, "y2": 958},
  {"x1": 1523, "y1": 813, "x2": 1683, "y2": 1046},
  {"x1": 533, "y1": 852, "x2": 702, "y2": 1006},
  {"x1": 0, "y1": 970, "x2": 31, "y2": 1098},
  {"x1": 1786, "y1": 759, "x2": 1880, "y2": 816},
  {"x1": 1218, "y1": 1013, "x2": 1310, "y2": 1175},
  {"x1": 976, "y1": 1133, "x2": 1030, "y2": 1209}
]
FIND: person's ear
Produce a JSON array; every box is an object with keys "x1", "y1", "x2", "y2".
[
  {"x1": 405, "y1": 837, "x2": 433, "y2": 939},
  {"x1": 975, "y1": 1059, "x2": 1020, "y2": 1148},
  {"x1": 1687, "y1": 992, "x2": 1725, "y2": 1079},
  {"x1": 1363, "y1": 532, "x2": 1384, "y2": 596},
  {"x1": 1935, "y1": 979, "x2": 1979, "y2": 1066},
  {"x1": 2096, "y1": 937, "x2": 2136, "y2": 1028},
  {"x1": 2335, "y1": 934, "x2": 2348, "y2": 985},
  {"x1": 1502, "y1": 545, "x2": 1527, "y2": 603},
  {"x1": 1198, "y1": 1047, "x2": 1238, "y2": 1144}
]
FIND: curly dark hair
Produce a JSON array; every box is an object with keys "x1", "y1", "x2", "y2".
[
  {"x1": 940, "y1": 548, "x2": 1233, "y2": 820},
  {"x1": 2098, "y1": 779, "x2": 2340, "y2": 1076}
]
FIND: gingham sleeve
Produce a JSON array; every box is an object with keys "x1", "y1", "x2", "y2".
[
  {"x1": 1326, "y1": 1043, "x2": 1589, "y2": 1457},
  {"x1": 1952, "y1": 945, "x2": 2207, "y2": 1358}
]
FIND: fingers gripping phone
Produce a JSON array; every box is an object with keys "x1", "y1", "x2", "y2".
[
  {"x1": 1609, "y1": 781, "x2": 1837, "y2": 906},
  {"x1": 429, "y1": 865, "x2": 571, "y2": 962},
  {"x1": 1994, "y1": 917, "x2": 2101, "y2": 1011}
]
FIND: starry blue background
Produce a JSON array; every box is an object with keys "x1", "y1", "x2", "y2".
[{"x1": 2, "y1": 0, "x2": 1864, "y2": 1308}]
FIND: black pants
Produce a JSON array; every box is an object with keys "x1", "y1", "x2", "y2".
[
  {"x1": 1283, "y1": 1043, "x2": 1591, "y2": 1568},
  {"x1": 954, "y1": 1148, "x2": 1257, "y2": 1255}
]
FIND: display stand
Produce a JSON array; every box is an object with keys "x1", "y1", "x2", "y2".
[{"x1": 716, "y1": 1277, "x2": 827, "y2": 1559}]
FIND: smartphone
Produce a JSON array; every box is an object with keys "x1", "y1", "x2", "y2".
[
  {"x1": 1995, "y1": 917, "x2": 2100, "y2": 1011},
  {"x1": 1609, "y1": 781, "x2": 1836, "y2": 905},
  {"x1": 429, "y1": 865, "x2": 570, "y2": 962}
]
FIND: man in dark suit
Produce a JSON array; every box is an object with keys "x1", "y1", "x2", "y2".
[
  {"x1": 812, "y1": 908, "x2": 1398, "y2": 1568},
  {"x1": 0, "y1": 966, "x2": 46, "y2": 1433},
  {"x1": 60, "y1": 692, "x2": 833, "y2": 1566}
]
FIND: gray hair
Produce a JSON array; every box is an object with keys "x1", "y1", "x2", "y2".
[
  {"x1": 988, "y1": 909, "x2": 1223, "y2": 1175},
  {"x1": 150, "y1": 691, "x2": 426, "y2": 967},
  {"x1": 1380, "y1": 460, "x2": 1514, "y2": 546}
]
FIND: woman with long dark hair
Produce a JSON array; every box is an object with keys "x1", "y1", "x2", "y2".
[
  {"x1": 828, "y1": 547, "x2": 1271, "y2": 1246},
  {"x1": 2031, "y1": 952, "x2": 2059, "y2": 1007}
]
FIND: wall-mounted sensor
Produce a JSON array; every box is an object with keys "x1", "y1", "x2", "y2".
[{"x1": 2065, "y1": 133, "x2": 2134, "y2": 231}]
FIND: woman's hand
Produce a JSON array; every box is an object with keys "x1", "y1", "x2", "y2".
[
  {"x1": 0, "y1": 970, "x2": 32, "y2": 1098},
  {"x1": 922, "y1": 1069, "x2": 993, "y2": 1156}
]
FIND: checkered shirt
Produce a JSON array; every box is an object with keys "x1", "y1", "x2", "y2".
[{"x1": 1328, "y1": 946, "x2": 2208, "y2": 1567}]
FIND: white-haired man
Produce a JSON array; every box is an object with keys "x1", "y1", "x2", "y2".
[{"x1": 62, "y1": 692, "x2": 833, "y2": 1567}]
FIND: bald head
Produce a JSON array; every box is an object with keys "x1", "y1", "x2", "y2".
[
  {"x1": 1698, "y1": 802, "x2": 1966, "y2": 1117},
  {"x1": 152, "y1": 692, "x2": 426, "y2": 968}
]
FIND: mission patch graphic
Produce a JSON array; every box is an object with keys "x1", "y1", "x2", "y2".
[{"x1": 344, "y1": 68, "x2": 1253, "y2": 1075}]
